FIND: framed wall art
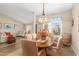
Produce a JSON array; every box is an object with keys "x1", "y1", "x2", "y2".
[
  {"x1": 14, "y1": 24, "x2": 16, "y2": 29},
  {"x1": 4, "y1": 23, "x2": 13, "y2": 29},
  {"x1": 0, "y1": 23, "x2": 2, "y2": 29}
]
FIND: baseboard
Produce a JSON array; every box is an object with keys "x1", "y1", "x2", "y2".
[{"x1": 71, "y1": 45, "x2": 79, "y2": 56}]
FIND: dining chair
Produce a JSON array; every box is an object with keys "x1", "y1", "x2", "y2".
[
  {"x1": 46, "y1": 36, "x2": 63, "y2": 56},
  {"x1": 21, "y1": 39, "x2": 46, "y2": 56},
  {"x1": 62, "y1": 33, "x2": 71, "y2": 46}
]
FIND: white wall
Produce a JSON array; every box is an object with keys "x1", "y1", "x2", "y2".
[
  {"x1": 0, "y1": 15, "x2": 23, "y2": 36},
  {"x1": 49, "y1": 10, "x2": 72, "y2": 34},
  {"x1": 72, "y1": 4, "x2": 79, "y2": 56}
]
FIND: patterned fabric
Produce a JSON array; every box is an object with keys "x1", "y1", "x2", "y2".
[{"x1": 4, "y1": 32, "x2": 11, "y2": 37}]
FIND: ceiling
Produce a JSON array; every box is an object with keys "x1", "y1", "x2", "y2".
[{"x1": 0, "y1": 3, "x2": 74, "y2": 24}]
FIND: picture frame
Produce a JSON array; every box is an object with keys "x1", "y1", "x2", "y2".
[
  {"x1": 0, "y1": 23, "x2": 2, "y2": 29},
  {"x1": 4, "y1": 23, "x2": 13, "y2": 29},
  {"x1": 78, "y1": 16, "x2": 79, "y2": 32},
  {"x1": 14, "y1": 24, "x2": 20, "y2": 29},
  {"x1": 14, "y1": 24, "x2": 16, "y2": 29},
  {"x1": 78, "y1": 19, "x2": 79, "y2": 32}
]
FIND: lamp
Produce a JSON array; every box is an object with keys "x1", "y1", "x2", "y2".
[{"x1": 38, "y1": 3, "x2": 48, "y2": 24}]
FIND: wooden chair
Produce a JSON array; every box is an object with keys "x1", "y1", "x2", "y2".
[
  {"x1": 62, "y1": 33, "x2": 71, "y2": 46},
  {"x1": 21, "y1": 39, "x2": 46, "y2": 56},
  {"x1": 46, "y1": 36, "x2": 63, "y2": 56}
]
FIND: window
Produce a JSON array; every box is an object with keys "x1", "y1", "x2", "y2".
[{"x1": 48, "y1": 16, "x2": 62, "y2": 36}]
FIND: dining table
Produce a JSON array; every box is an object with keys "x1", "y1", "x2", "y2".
[
  {"x1": 36, "y1": 37, "x2": 53, "y2": 55},
  {"x1": 21, "y1": 36, "x2": 53, "y2": 55}
]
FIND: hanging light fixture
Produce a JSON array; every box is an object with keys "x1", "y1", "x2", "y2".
[{"x1": 38, "y1": 3, "x2": 48, "y2": 24}]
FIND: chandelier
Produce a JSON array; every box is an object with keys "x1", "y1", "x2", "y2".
[{"x1": 38, "y1": 3, "x2": 48, "y2": 24}]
